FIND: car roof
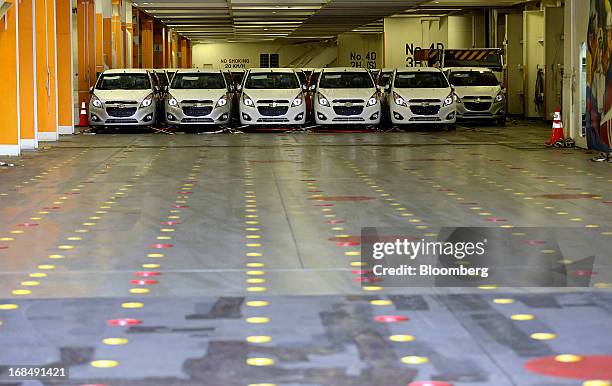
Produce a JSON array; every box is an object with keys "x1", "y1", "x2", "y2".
[
  {"x1": 396, "y1": 67, "x2": 443, "y2": 73},
  {"x1": 321, "y1": 67, "x2": 370, "y2": 73},
  {"x1": 248, "y1": 68, "x2": 295, "y2": 73},
  {"x1": 103, "y1": 69, "x2": 149, "y2": 74},
  {"x1": 444, "y1": 67, "x2": 493, "y2": 73},
  {"x1": 174, "y1": 69, "x2": 223, "y2": 74}
]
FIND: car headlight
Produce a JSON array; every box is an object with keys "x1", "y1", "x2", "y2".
[
  {"x1": 318, "y1": 93, "x2": 329, "y2": 106},
  {"x1": 393, "y1": 91, "x2": 407, "y2": 107},
  {"x1": 367, "y1": 94, "x2": 378, "y2": 106},
  {"x1": 168, "y1": 96, "x2": 178, "y2": 106},
  {"x1": 243, "y1": 94, "x2": 254, "y2": 107},
  {"x1": 495, "y1": 92, "x2": 505, "y2": 102},
  {"x1": 443, "y1": 94, "x2": 454, "y2": 107},
  {"x1": 216, "y1": 95, "x2": 228, "y2": 107},
  {"x1": 91, "y1": 95, "x2": 102, "y2": 108},
  {"x1": 292, "y1": 94, "x2": 303, "y2": 107},
  {"x1": 140, "y1": 94, "x2": 153, "y2": 108}
]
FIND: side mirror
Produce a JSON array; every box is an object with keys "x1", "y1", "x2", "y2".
[
  {"x1": 236, "y1": 84, "x2": 243, "y2": 92},
  {"x1": 302, "y1": 84, "x2": 308, "y2": 91},
  {"x1": 89, "y1": 86, "x2": 94, "y2": 94},
  {"x1": 309, "y1": 84, "x2": 316, "y2": 91}
]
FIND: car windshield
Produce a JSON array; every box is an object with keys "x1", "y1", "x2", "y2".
[
  {"x1": 394, "y1": 72, "x2": 448, "y2": 88},
  {"x1": 319, "y1": 72, "x2": 373, "y2": 89},
  {"x1": 245, "y1": 72, "x2": 300, "y2": 89},
  {"x1": 171, "y1": 73, "x2": 226, "y2": 89},
  {"x1": 448, "y1": 71, "x2": 499, "y2": 87},
  {"x1": 97, "y1": 73, "x2": 151, "y2": 90}
]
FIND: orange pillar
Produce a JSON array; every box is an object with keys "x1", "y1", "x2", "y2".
[
  {"x1": 180, "y1": 36, "x2": 188, "y2": 68},
  {"x1": 18, "y1": 0, "x2": 38, "y2": 150},
  {"x1": 112, "y1": 0, "x2": 122, "y2": 68},
  {"x1": 36, "y1": 0, "x2": 59, "y2": 142},
  {"x1": 186, "y1": 40, "x2": 192, "y2": 68},
  {"x1": 77, "y1": 0, "x2": 96, "y2": 104},
  {"x1": 141, "y1": 14, "x2": 153, "y2": 68},
  {"x1": 56, "y1": 0, "x2": 74, "y2": 135},
  {"x1": 95, "y1": 0, "x2": 104, "y2": 74},
  {"x1": 0, "y1": 1, "x2": 20, "y2": 155},
  {"x1": 153, "y1": 20, "x2": 163, "y2": 68}
]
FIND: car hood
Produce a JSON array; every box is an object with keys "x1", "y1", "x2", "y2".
[
  {"x1": 452, "y1": 86, "x2": 501, "y2": 98},
  {"x1": 392, "y1": 87, "x2": 452, "y2": 101},
  {"x1": 93, "y1": 89, "x2": 152, "y2": 103},
  {"x1": 317, "y1": 88, "x2": 376, "y2": 101},
  {"x1": 169, "y1": 89, "x2": 227, "y2": 102},
  {"x1": 243, "y1": 88, "x2": 302, "y2": 101}
]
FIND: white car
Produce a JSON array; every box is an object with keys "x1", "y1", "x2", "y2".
[
  {"x1": 164, "y1": 69, "x2": 232, "y2": 127},
  {"x1": 314, "y1": 68, "x2": 381, "y2": 126},
  {"x1": 445, "y1": 67, "x2": 506, "y2": 125},
  {"x1": 89, "y1": 69, "x2": 159, "y2": 128},
  {"x1": 388, "y1": 67, "x2": 456, "y2": 128},
  {"x1": 239, "y1": 68, "x2": 306, "y2": 126}
]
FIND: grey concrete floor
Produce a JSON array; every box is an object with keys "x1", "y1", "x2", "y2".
[{"x1": 0, "y1": 122, "x2": 611, "y2": 386}]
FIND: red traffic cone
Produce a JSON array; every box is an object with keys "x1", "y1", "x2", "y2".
[
  {"x1": 546, "y1": 106, "x2": 565, "y2": 145},
  {"x1": 78, "y1": 101, "x2": 89, "y2": 127}
]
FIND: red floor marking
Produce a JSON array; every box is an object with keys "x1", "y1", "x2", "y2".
[
  {"x1": 438, "y1": 188, "x2": 453, "y2": 192},
  {"x1": 107, "y1": 318, "x2": 142, "y2": 326},
  {"x1": 572, "y1": 270, "x2": 597, "y2": 277},
  {"x1": 131, "y1": 279, "x2": 158, "y2": 285},
  {"x1": 352, "y1": 270, "x2": 373, "y2": 275},
  {"x1": 409, "y1": 382, "x2": 452, "y2": 386},
  {"x1": 375, "y1": 315, "x2": 409, "y2": 323},
  {"x1": 161, "y1": 221, "x2": 181, "y2": 225},
  {"x1": 308, "y1": 196, "x2": 376, "y2": 202},
  {"x1": 525, "y1": 355, "x2": 612, "y2": 380},
  {"x1": 172, "y1": 205, "x2": 190, "y2": 209},
  {"x1": 134, "y1": 272, "x2": 161, "y2": 277},
  {"x1": 524, "y1": 240, "x2": 546, "y2": 245},
  {"x1": 43, "y1": 206, "x2": 61, "y2": 210},
  {"x1": 17, "y1": 223, "x2": 38, "y2": 227},
  {"x1": 538, "y1": 194, "x2": 598, "y2": 200},
  {"x1": 336, "y1": 241, "x2": 360, "y2": 247},
  {"x1": 149, "y1": 244, "x2": 173, "y2": 249},
  {"x1": 177, "y1": 191, "x2": 193, "y2": 194},
  {"x1": 329, "y1": 236, "x2": 360, "y2": 243},
  {"x1": 406, "y1": 158, "x2": 454, "y2": 162},
  {"x1": 314, "y1": 204, "x2": 334, "y2": 207},
  {"x1": 602, "y1": 201, "x2": 612, "y2": 204},
  {"x1": 485, "y1": 218, "x2": 508, "y2": 223},
  {"x1": 0, "y1": 245, "x2": 8, "y2": 250},
  {"x1": 324, "y1": 220, "x2": 345, "y2": 224}
]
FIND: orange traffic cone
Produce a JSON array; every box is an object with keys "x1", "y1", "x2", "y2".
[
  {"x1": 78, "y1": 101, "x2": 89, "y2": 127},
  {"x1": 546, "y1": 106, "x2": 565, "y2": 145}
]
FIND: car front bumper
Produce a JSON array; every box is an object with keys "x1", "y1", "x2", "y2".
[
  {"x1": 165, "y1": 104, "x2": 230, "y2": 126},
  {"x1": 240, "y1": 104, "x2": 306, "y2": 126},
  {"x1": 390, "y1": 103, "x2": 456, "y2": 125},
  {"x1": 89, "y1": 104, "x2": 156, "y2": 127},
  {"x1": 456, "y1": 100, "x2": 506, "y2": 120},
  {"x1": 315, "y1": 104, "x2": 381, "y2": 125}
]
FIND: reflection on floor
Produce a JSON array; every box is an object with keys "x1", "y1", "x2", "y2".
[{"x1": 0, "y1": 122, "x2": 611, "y2": 386}]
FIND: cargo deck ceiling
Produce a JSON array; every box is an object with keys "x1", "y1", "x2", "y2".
[{"x1": 136, "y1": 0, "x2": 530, "y2": 43}]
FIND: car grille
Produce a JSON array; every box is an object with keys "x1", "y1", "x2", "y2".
[
  {"x1": 464, "y1": 102, "x2": 492, "y2": 111},
  {"x1": 333, "y1": 99, "x2": 364, "y2": 104},
  {"x1": 182, "y1": 117, "x2": 214, "y2": 123},
  {"x1": 257, "y1": 117, "x2": 290, "y2": 123},
  {"x1": 333, "y1": 106, "x2": 364, "y2": 116},
  {"x1": 106, "y1": 107, "x2": 137, "y2": 117},
  {"x1": 106, "y1": 118, "x2": 138, "y2": 124},
  {"x1": 409, "y1": 117, "x2": 441, "y2": 122},
  {"x1": 332, "y1": 117, "x2": 365, "y2": 122},
  {"x1": 258, "y1": 106, "x2": 289, "y2": 116},
  {"x1": 183, "y1": 106, "x2": 213, "y2": 117},
  {"x1": 410, "y1": 105, "x2": 440, "y2": 116}
]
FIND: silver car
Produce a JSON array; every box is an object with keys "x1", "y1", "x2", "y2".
[
  {"x1": 445, "y1": 67, "x2": 506, "y2": 125},
  {"x1": 164, "y1": 70, "x2": 232, "y2": 127},
  {"x1": 89, "y1": 69, "x2": 159, "y2": 128}
]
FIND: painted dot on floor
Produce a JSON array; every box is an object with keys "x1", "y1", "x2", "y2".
[
  {"x1": 12, "y1": 289, "x2": 32, "y2": 295},
  {"x1": 555, "y1": 354, "x2": 583, "y2": 363},
  {"x1": 38, "y1": 265, "x2": 55, "y2": 270},
  {"x1": 247, "y1": 253, "x2": 262, "y2": 257},
  {"x1": 247, "y1": 271, "x2": 265, "y2": 276},
  {"x1": 583, "y1": 381, "x2": 611, "y2": 386},
  {"x1": 401, "y1": 356, "x2": 429, "y2": 365},
  {"x1": 363, "y1": 286, "x2": 382, "y2": 291},
  {"x1": 142, "y1": 264, "x2": 160, "y2": 269},
  {"x1": 58, "y1": 245, "x2": 75, "y2": 250},
  {"x1": 478, "y1": 285, "x2": 498, "y2": 290},
  {"x1": 29, "y1": 273, "x2": 47, "y2": 278},
  {"x1": 247, "y1": 263, "x2": 265, "y2": 268},
  {"x1": 390, "y1": 335, "x2": 415, "y2": 342},
  {"x1": 246, "y1": 317, "x2": 270, "y2": 324},
  {"x1": 247, "y1": 286, "x2": 267, "y2": 292},
  {"x1": 148, "y1": 253, "x2": 164, "y2": 258},
  {"x1": 107, "y1": 318, "x2": 142, "y2": 326},
  {"x1": 370, "y1": 300, "x2": 393, "y2": 306},
  {"x1": 375, "y1": 315, "x2": 409, "y2": 323},
  {"x1": 130, "y1": 288, "x2": 150, "y2": 294},
  {"x1": 246, "y1": 357, "x2": 275, "y2": 367},
  {"x1": 493, "y1": 298, "x2": 515, "y2": 304},
  {"x1": 121, "y1": 302, "x2": 144, "y2": 309},
  {"x1": 530, "y1": 333, "x2": 557, "y2": 340},
  {"x1": 103, "y1": 338, "x2": 129, "y2": 346},
  {"x1": 49, "y1": 254, "x2": 64, "y2": 259},
  {"x1": 246, "y1": 301, "x2": 268, "y2": 307},
  {"x1": 0, "y1": 304, "x2": 18, "y2": 310},
  {"x1": 90, "y1": 360, "x2": 119, "y2": 368},
  {"x1": 408, "y1": 382, "x2": 452, "y2": 386},
  {"x1": 20, "y1": 281, "x2": 40, "y2": 287},
  {"x1": 246, "y1": 336, "x2": 272, "y2": 344},
  {"x1": 511, "y1": 314, "x2": 535, "y2": 321}
]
